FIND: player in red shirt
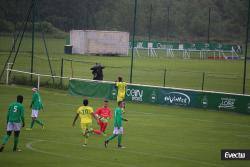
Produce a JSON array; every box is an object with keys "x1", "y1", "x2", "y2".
[{"x1": 95, "y1": 100, "x2": 112, "y2": 135}]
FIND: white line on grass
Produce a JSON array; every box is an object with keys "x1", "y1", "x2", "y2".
[
  {"x1": 25, "y1": 139, "x2": 140, "y2": 167},
  {"x1": 25, "y1": 138, "x2": 225, "y2": 167}
]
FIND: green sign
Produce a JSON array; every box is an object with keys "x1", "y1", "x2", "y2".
[{"x1": 69, "y1": 79, "x2": 250, "y2": 114}]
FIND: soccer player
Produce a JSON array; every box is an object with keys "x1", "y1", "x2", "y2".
[
  {"x1": 72, "y1": 99, "x2": 99, "y2": 146},
  {"x1": 0, "y1": 95, "x2": 25, "y2": 152},
  {"x1": 26, "y1": 87, "x2": 44, "y2": 130},
  {"x1": 115, "y1": 77, "x2": 127, "y2": 113},
  {"x1": 115, "y1": 77, "x2": 127, "y2": 102},
  {"x1": 95, "y1": 100, "x2": 112, "y2": 135},
  {"x1": 104, "y1": 101, "x2": 128, "y2": 149}
]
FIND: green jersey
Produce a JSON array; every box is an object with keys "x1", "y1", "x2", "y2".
[
  {"x1": 30, "y1": 91, "x2": 43, "y2": 110},
  {"x1": 114, "y1": 107, "x2": 123, "y2": 128},
  {"x1": 7, "y1": 102, "x2": 25, "y2": 123}
]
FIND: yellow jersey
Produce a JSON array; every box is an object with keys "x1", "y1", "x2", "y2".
[
  {"x1": 76, "y1": 106, "x2": 94, "y2": 124},
  {"x1": 116, "y1": 82, "x2": 127, "y2": 97}
]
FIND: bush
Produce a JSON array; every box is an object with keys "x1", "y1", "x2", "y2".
[
  {"x1": 14, "y1": 21, "x2": 66, "y2": 38},
  {"x1": 46, "y1": 15, "x2": 72, "y2": 31},
  {"x1": 16, "y1": 21, "x2": 64, "y2": 33}
]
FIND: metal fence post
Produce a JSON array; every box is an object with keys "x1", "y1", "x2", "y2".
[
  {"x1": 60, "y1": 58, "x2": 64, "y2": 87},
  {"x1": 202, "y1": 72, "x2": 205, "y2": 90},
  {"x1": 6, "y1": 63, "x2": 13, "y2": 85},
  {"x1": 163, "y1": 67, "x2": 167, "y2": 87},
  {"x1": 6, "y1": 68, "x2": 9, "y2": 85},
  {"x1": 129, "y1": 0, "x2": 138, "y2": 83},
  {"x1": 70, "y1": 59, "x2": 74, "y2": 78},
  {"x1": 243, "y1": 0, "x2": 250, "y2": 94}
]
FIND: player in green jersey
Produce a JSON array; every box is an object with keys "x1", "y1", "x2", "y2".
[
  {"x1": 0, "y1": 95, "x2": 25, "y2": 152},
  {"x1": 26, "y1": 87, "x2": 44, "y2": 130},
  {"x1": 104, "y1": 101, "x2": 128, "y2": 148}
]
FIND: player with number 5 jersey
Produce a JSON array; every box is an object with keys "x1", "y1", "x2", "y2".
[{"x1": 0, "y1": 95, "x2": 25, "y2": 152}]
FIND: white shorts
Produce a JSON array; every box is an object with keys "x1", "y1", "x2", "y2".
[
  {"x1": 31, "y1": 109, "x2": 39, "y2": 118},
  {"x1": 7, "y1": 122, "x2": 22, "y2": 131},
  {"x1": 113, "y1": 127, "x2": 123, "y2": 135}
]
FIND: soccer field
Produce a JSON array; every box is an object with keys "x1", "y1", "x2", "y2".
[{"x1": 0, "y1": 85, "x2": 250, "y2": 167}]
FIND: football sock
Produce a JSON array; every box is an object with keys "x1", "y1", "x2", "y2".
[
  {"x1": 13, "y1": 136, "x2": 19, "y2": 150},
  {"x1": 100, "y1": 125, "x2": 104, "y2": 132},
  {"x1": 118, "y1": 134, "x2": 122, "y2": 146},
  {"x1": 2, "y1": 135, "x2": 10, "y2": 145},
  {"x1": 0, "y1": 146, "x2": 4, "y2": 152},
  {"x1": 102, "y1": 124, "x2": 107, "y2": 132},
  {"x1": 84, "y1": 136, "x2": 88, "y2": 145},
  {"x1": 35, "y1": 119, "x2": 44, "y2": 126},
  {"x1": 30, "y1": 120, "x2": 35, "y2": 128},
  {"x1": 107, "y1": 134, "x2": 117, "y2": 141}
]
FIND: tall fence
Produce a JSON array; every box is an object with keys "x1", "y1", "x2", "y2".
[
  {"x1": 59, "y1": 58, "x2": 248, "y2": 94},
  {"x1": 3, "y1": 57, "x2": 249, "y2": 95}
]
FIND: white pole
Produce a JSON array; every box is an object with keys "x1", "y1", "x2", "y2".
[
  {"x1": 6, "y1": 68, "x2": 9, "y2": 85},
  {"x1": 37, "y1": 74, "x2": 40, "y2": 90},
  {"x1": 6, "y1": 63, "x2": 13, "y2": 85}
]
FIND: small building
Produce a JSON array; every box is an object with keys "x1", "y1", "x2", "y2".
[{"x1": 70, "y1": 30, "x2": 129, "y2": 55}]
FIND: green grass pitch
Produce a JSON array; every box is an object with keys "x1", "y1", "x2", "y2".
[{"x1": 0, "y1": 85, "x2": 250, "y2": 167}]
